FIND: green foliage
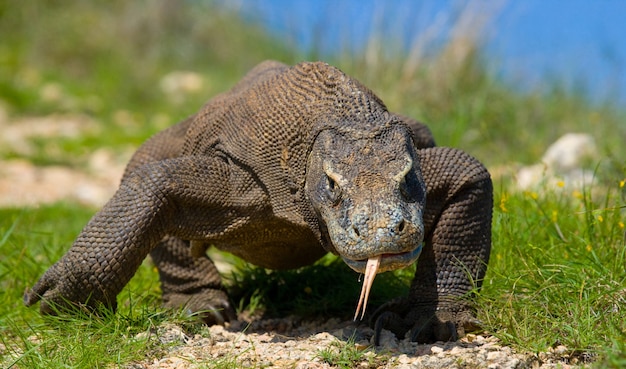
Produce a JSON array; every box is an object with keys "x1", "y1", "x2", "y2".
[
  {"x1": 316, "y1": 337, "x2": 384, "y2": 369},
  {"x1": 227, "y1": 254, "x2": 412, "y2": 319},
  {"x1": 0, "y1": 205, "x2": 169, "y2": 368},
  {"x1": 478, "y1": 184, "x2": 625, "y2": 365},
  {"x1": 0, "y1": 205, "x2": 97, "y2": 315},
  {"x1": 2, "y1": 308, "x2": 167, "y2": 368},
  {"x1": 0, "y1": 0, "x2": 297, "y2": 160}
]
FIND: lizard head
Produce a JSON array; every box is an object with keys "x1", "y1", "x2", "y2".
[{"x1": 305, "y1": 123, "x2": 426, "y2": 275}]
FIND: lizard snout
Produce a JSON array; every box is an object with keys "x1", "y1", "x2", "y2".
[
  {"x1": 349, "y1": 204, "x2": 418, "y2": 246},
  {"x1": 338, "y1": 201, "x2": 424, "y2": 267},
  {"x1": 350, "y1": 211, "x2": 407, "y2": 239}
]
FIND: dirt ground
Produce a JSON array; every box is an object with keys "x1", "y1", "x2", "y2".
[{"x1": 127, "y1": 317, "x2": 583, "y2": 368}]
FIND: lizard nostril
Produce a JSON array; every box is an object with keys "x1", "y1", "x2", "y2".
[
  {"x1": 353, "y1": 225, "x2": 360, "y2": 237},
  {"x1": 397, "y1": 219, "x2": 405, "y2": 233}
]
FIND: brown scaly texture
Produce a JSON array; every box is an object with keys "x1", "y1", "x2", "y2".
[{"x1": 24, "y1": 61, "x2": 492, "y2": 343}]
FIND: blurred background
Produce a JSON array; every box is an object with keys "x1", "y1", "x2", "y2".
[
  {"x1": 0, "y1": 0, "x2": 624, "y2": 206},
  {"x1": 229, "y1": 0, "x2": 626, "y2": 104}
]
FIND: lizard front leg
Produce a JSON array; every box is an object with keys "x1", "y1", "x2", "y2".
[
  {"x1": 371, "y1": 147, "x2": 492, "y2": 343},
  {"x1": 24, "y1": 155, "x2": 267, "y2": 317}
]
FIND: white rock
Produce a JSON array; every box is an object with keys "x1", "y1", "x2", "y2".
[
  {"x1": 542, "y1": 133, "x2": 596, "y2": 172},
  {"x1": 516, "y1": 132, "x2": 597, "y2": 191},
  {"x1": 430, "y1": 345, "x2": 444, "y2": 354}
]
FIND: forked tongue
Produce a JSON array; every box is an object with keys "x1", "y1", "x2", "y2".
[{"x1": 353, "y1": 255, "x2": 381, "y2": 321}]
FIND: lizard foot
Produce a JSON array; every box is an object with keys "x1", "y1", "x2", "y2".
[
  {"x1": 24, "y1": 258, "x2": 117, "y2": 315},
  {"x1": 370, "y1": 297, "x2": 482, "y2": 344},
  {"x1": 162, "y1": 289, "x2": 237, "y2": 326}
]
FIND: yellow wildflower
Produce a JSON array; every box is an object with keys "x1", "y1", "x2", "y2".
[
  {"x1": 556, "y1": 180, "x2": 565, "y2": 188},
  {"x1": 619, "y1": 222, "x2": 624, "y2": 229},
  {"x1": 499, "y1": 194, "x2": 508, "y2": 212},
  {"x1": 586, "y1": 244, "x2": 592, "y2": 252},
  {"x1": 597, "y1": 215, "x2": 604, "y2": 223},
  {"x1": 620, "y1": 179, "x2": 625, "y2": 188},
  {"x1": 551, "y1": 210, "x2": 558, "y2": 222}
]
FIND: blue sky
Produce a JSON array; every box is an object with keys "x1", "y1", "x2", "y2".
[
  {"x1": 225, "y1": 0, "x2": 626, "y2": 105},
  {"x1": 491, "y1": 1, "x2": 625, "y2": 103}
]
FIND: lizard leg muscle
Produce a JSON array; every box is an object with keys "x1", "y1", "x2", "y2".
[{"x1": 24, "y1": 155, "x2": 266, "y2": 314}]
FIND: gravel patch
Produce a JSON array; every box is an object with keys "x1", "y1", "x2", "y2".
[{"x1": 128, "y1": 318, "x2": 583, "y2": 369}]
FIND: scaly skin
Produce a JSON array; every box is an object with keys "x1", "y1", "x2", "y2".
[{"x1": 24, "y1": 61, "x2": 492, "y2": 343}]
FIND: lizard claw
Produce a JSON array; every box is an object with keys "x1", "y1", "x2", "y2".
[
  {"x1": 370, "y1": 297, "x2": 478, "y2": 344},
  {"x1": 370, "y1": 297, "x2": 411, "y2": 345},
  {"x1": 24, "y1": 283, "x2": 45, "y2": 308},
  {"x1": 24, "y1": 259, "x2": 117, "y2": 315},
  {"x1": 24, "y1": 263, "x2": 67, "y2": 314},
  {"x1": 373, "y1": 311, "x2": 407, "y2": 346}
]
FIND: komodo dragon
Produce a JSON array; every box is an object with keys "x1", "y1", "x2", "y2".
[{"x1": 25, "y1": 61, "x2": 492, "y2": 343}]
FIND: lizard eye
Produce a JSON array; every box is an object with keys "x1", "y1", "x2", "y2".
[
  {"x1": 324, "y1": 174, "x2": 342, "y2": 204},
  {"x1": 398, "y1": 172, "x2": 423, "y2": 203}
]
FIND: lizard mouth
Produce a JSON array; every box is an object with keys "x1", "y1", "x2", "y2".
[
  {"x1": 346, "y1": 245, "x2": 422, "y2": 320},
  {"x1": 341, "y1": 244, "x2": 422, "y2": 274}
]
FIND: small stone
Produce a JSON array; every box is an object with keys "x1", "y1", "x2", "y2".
[
  {"x1": 554, "y1": 345, "x2": 568, "y2": 355},
  {"x1": 374, "y1": 329, "x2": 399, "y2": 350},
  {"x1": 295, "y1": 360, "x2": 327, "y2": 369},
  {"x1": 397, "y1": 339, "x2": 419, "y2": 355},
  {"x1": 394, "y1": 365, "x2": 416, "y2": 369},
  {"x1": 134, "y1": 331, "x2": 150, "y2": 341},
  {"x1": 474, "y1": 335, "x2": 486, "y2": 344},
  {"x1": 449, "y1": 345, "x2": 464, "y2": 355},
  {"x1": 487, "y1": 351, "x2": 503, "y2": 361},
  {"x1": 312, "y1": 332, "x2": 335, "y2": 342},
  {"x1": 464, "y1": 333, "x2": 477, "y2": 342},
  {"x1": 332, "y1": 326, "x2": 366, "y2": 341},
  {"x1": 485, "y1": 335, "x2": 499, "y2": 343},
  {"x1": 114, "y1": 317, "x2": 571, "y2": 369},
  {"x1": 158, "y1": 325, "x2": 188, "y2": 345},
  {"x1": 430, "y1": 345, "x2": 444, "y2": 354}
]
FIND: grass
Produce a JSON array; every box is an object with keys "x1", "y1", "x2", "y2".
[
  {"x1": 481, "y1": 184, "x2": 625, "y2": 366},
  {"x1": 3, "y1": 308, "x2": 163, "y2": 368},
  {"x1": 316, "y1": 336, "x2": 385, "y2": 369},
  {"x1": 1, "y1": 1, "x2": 625, "y2": 368},
  {"x1": 0, "y1": 205, "x2": 162, "y2": 367},
  {"x1": 227, "y1": 253, "x2": 413, "y2": 320}
]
